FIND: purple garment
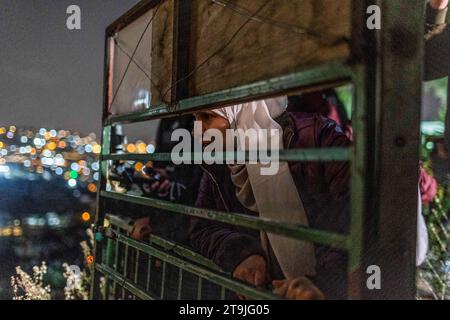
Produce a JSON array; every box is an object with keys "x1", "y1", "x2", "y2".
[{"x1": 189, "y1": 112, "x2": 351, "y2": 298}]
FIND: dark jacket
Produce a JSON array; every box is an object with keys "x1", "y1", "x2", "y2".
[{"x1": 190, "y1": 111, "x2": 351, "y2": 298}]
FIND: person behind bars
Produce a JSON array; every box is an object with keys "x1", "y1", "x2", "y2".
[{"x1": 189, "y1": 97, "x2": 349, "y2": 299}]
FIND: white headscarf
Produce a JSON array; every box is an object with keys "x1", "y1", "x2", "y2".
[{"x1": 212, "y1": 98, "x2": 316, "y2": 278}]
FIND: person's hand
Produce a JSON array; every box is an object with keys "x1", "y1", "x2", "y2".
[
  {"x1": 130, "y1": 217, "x2": 152, "y2": 241},
  {"x1": 272, "y1": 277, "x2": 325, "y2": 300},
  {"x1": 233, "y1": 255, "x2": 268, "y2": 299},
  {"x1": 419, "y1": 167, "x2": 438, "y2": 203},
  {"x1": 233, "y1": 255, "x2": 268, "y2": 287},
  {"x1": 430, "y1": 0, "x2": 448, "y2": 10},
  {"x1": 143, "y1": 168, "x2": 172, "y2": 196},
  {"x1": 150, "y1": 178, "x2": 171, "y2": 195}
]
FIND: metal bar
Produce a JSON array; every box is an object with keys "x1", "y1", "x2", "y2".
[
  {"x1": 177, "y1": 63, "x2": 353, "y2": 112},
  {"x1": 101, "y1": 191, "x2": 349, "y2": 250},
  {"x1": 197, "y1": 277, "x2": 203, "y2": 300},
  {"x1": 123, "y1": 243, "x2": 129, "y2": 276},
  {"x1": 146, "y1": 255, "x2": 152, "y2": 292},
  {"x1": 348, "y1": 65, "x2": 368, "y2": 299},
  {"x1": 105, "y1": 104, "x2": 169, "y2": 125},
  {"x1": 113, "y1": 226, "x2": 120, "y2": 270},
  {"x1": 111, "y1": 226, "x2": 120, "y2": 298},
  {"x1": 177, "y1": 268, "x2": 183, "y2": 300},
  {"x1": 96, "y1": 264, "x2": 156, "y2": 300},
  {"x1": 134, "y1": 250, "x2": 140, "y2": 284},
  {"x1": 122, "y1": 243, "x2": 130, "y2": 299},
  {"x1": 365, "y1": 0, "x2": 425, "y2": 299},
  {"x1": 90, "y1": 30, "x2": 114, "y2": 298},
  {"x1": 115, "y1": 234, "x2": 280, "y2": 299},
  {"x1": 160, "y1": 261, "x2": 166, "y2": 299},
  {"x1": 106, "y1": 214, "x2": 222, "y2": 271},
  {"x1": 103, "y1": 236, "x2": 115, "y2": 299},
  {"x1": 105, "y1": 63, "x2": 354, "y2": 125},
  {"x1": 106, "y1": 0, "x2": 164, "y2": 35},
  {"x1": 102, "y1": 148, "x2": 351, "y2": 162},
  {"x1": 148, "y1": 235, "x2": 221, "y2": 271}
]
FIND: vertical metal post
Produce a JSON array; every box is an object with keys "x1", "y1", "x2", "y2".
[
  {"x1": 160, "y1": 261, "x2": 167, "y2": 299},
  {"x1": 177, "y1": 268, "x2": 183, "y2": 300},
  {"x1": 90, "y1": 34, "x2": 115, "y2": 300},
  {"x1": 197, "y1": 277, "x2": 203, "y2": 300},
  {"x1": 365, "y1": 0, "x2": 425, "y2": 299},
  {"x1": 347, "y1": 0, "x2": 375, "y2": 300},
  {"x1": 103, "y1": 236, "x2": 114, "y2": 299},
  {"x1": 146, "y1": 255, "x2": 152, "y2": 292},
  {"x1": 348, "y1": 66, "x2": 369, "y2": 299}
]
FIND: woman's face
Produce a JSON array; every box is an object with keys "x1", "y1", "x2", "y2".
[{"x1": 194, "y1": 111, "x2": 230, "y2": 146}]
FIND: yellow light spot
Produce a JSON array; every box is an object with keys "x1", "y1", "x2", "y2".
[
  {"x1": 81, "y1": 212, "x2": 91, "y2": 222},
  {"x1": 47, "y1": 141, "x2": 56, "y2": 150},
  {"x1": 12, "y1": 227, "x2": 22, "y2": 237},
  {"x1": 9, "y1": 126, "x2": 16, "y2": 133},
  {"x1": 92, "y1": 145, "x2": 101, "y2": 154},
  {"x1": 103, "y1": 219, "x2": 110, "y2": 228},
  {"x1": 0, "y1": 142, "x2": 4, "y2": 148},
  {"x1": 30, "y1": 148, "x2": 37, "y2": 155},
  {"x1": 137, "y1": 143, "x2": 147, "y2": 154},
  {"x1": 126, "y1": 144, "x2": 137, "y2": 153},
  {"x1": 0, "y1": 128, "x2": 5, "y2": 134},
  {"x1": 1, "y1": 227, "x2": 12, "y2": 237},
  {"x1": 44, "y1": 132, "x2": 51, "y2": 140}
]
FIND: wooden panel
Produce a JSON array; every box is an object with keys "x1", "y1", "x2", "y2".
[
  {"x1": 109, "y1": 0, "x2": 173, "y2": 115},
  {"x1": 151, "y1": 0, "x2": 174, "y2": 105},
  {"x1": 189, "y1": 0, "x2": 352, "y2": 96}
]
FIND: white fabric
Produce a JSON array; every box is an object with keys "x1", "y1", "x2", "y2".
[
  {"x1": 213, "y1": 98, "x2": 316, "y2": 277},
  {"x1": 417, "y1": 187, "x2": 429, "y2": 266}
]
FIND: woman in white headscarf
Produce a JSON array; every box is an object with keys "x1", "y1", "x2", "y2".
[{"x1": 190, "y1": 97, "x2": 351, "y2": 299}]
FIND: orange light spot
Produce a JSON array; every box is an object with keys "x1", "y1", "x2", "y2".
[
  {"x1": 81, "y1": 212, "x2": 91, "y2": 222},
  {"x1": 86, "y1": 255, "x2": 94, "y2": 265},
  {"x1": 47, "y1": 141, "x2": 56, "y2": 150},
  {"x1": 88, "y1": 183, "x2": 97, "y2": 193},
  {"x1": 126, "y1": 144, "x2": 137, "y2": 153},
  {"x1": 134, "y1": 162, "x2": 144, "y2": 172}
]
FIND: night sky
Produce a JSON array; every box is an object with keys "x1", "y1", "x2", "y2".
[{"x1": 0, "y1": 0, "x2": 139, "y2": 136}]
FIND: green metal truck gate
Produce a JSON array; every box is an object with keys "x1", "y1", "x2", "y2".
[{"x1": 90, "y1": 0, "x2": 438, "y2": 300}]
